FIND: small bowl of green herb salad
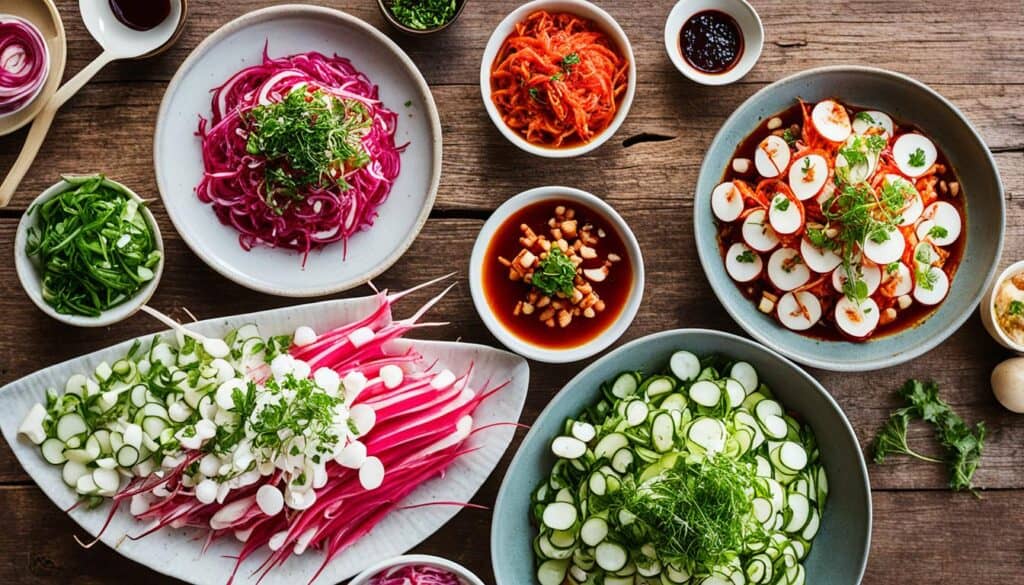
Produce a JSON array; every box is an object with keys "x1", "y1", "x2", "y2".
[
  {"x1": 378, "y1": 0, "x2": 467, "y2": 35},
  {"x1": 15, "y1": 174, "x2": 164, "y2": 327}
]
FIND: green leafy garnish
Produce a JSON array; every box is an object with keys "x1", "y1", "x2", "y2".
[
  {"x1": 800, "y1": 156, "x2": 812, "y2": 176},
  {"x1": 916, "y1": 266, "x2": 938, "y2": 291},
  {"x1": 873, "y1": 380, "x2": 986, "y2": 494},
  {"x1": 1009, "y1": 300, "x2": 1024, "y2": 316},
  {"x1": 736, "y1": 249, "x2": 756, "y2": 263},
  {"x1": 388, "y1": 0, "x2": 456, "y2": 30},
  {"x1": 854, "y1": 111, "x2": 876, "y2": 124},
  {"x1": 25, "y1": 174, "x2": 162, "y2": 317},
  {"x1": 245, "y1": 87, "x2": 372, "y2": 208},
  {"x1": 550, "y1": 72, "x2": 563, "y2": 82},
  {"x1": 561, "y1": 53, "x2": 581, "y2": 70},
  {"x1": 601, "y1": 457, "x2": 763, "y2": 569},
  {"x1": 532, "y1": 247, "x2": 577, "y2": 297},
  {"x1": 927, "y1": 225, "x2": 949, "y2": 240},
  {"x1": 908, "y1": 147, "x2": 927, "y2": 167},
  {"x1": 886, "y1": 262, "x2": 900, "y2": 274},
  {"x1": 773, "y1": 197, "x2": 790, "y2": 211},
  {"x1": 781, "y1": 128, "x2": 797, "y2": 146}
]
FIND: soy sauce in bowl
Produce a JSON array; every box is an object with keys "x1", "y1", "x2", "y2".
[
  {"x1": 680, "y1": 10, "x2": 744, "y2": 74},
  {"x1": 109, "y1": 0, "x2": 171, "y2": 31}
]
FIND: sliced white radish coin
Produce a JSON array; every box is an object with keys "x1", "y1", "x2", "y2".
[
  {"x1": 742, "y1": 209, "x2": 780, "y2": 252},
  {"x1": 767, "y1": 248, "x2": 811, "y2": 291},
  {"x1": 880, "y1": 262, "x2": 913, "y2": 297},
  {"x1": 882, "y1": 174, "x2": 924, "y2": 226},
  {"x1": 913, "y1": 266, "x2": 950, "y2": 305},
  {"x1": 919, "y1": 201, "x2": 962, "y2": 246},
  {"x1": 893, "y1": 133, "x2": 937, "y2": 177},
  {"x1": 800, "y1": 238, "x2": 842, "y2": 273},
  {"x1": 768, "y1": 193, "x2": 802, "y2": 235},
  {"x1": 852, "y1": 110, "x2": 894, "y2": 136},
  {"x1": 725, "y1": 242, "x2": 763, "y2": 283},
  {"x1": 776, "y1": 291, "x2": 823, "y2": 331},
  {"x1": 862, "y1": 226, "x2": 906, "y2": 265},
  {"x1": 811, "y1": 100, "x2": 852, "y2": 143},
  {"x1": 834, "y1": 296, "x2": 880, "y2": 339},
  {"x1": 913, "y1": 241, "x2": 939, "y2": 267},
  {"x1": 754, "y1": 135, "x2": 791, "y2": 178},
  {"x1": 832, "y1": 262, "x2": 882, "y2": 296},
  {"x1": 835, "y1": 135, "x2": 880, "y2": 184},
  {"x1": 788, "y1": 154, "x2": 828, "y2": 200},
  {"x1": 711, "y1": 181, "x2": 745, "y2": 222}
]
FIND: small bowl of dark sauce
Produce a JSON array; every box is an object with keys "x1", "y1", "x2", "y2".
[{"x1": 665, "y1": 0, "x2": 763, "y2": 85}]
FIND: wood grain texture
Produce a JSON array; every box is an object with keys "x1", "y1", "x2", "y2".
[{"x1": 0, "y1": 0, "x2": 1021, "y2": 583}]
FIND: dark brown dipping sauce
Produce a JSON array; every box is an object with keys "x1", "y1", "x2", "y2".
[
  {"x1": 109, "y1": 0, "x2": 171, "y2": 31},
  {"x1": 681, "y1": 10, "x2": 743, "y2": 74},
  {"x1": 483, "y1": 199, "x2": 633, "y2": 350}
]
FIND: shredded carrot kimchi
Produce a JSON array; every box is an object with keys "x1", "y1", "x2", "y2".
[{"x1": 490, "y1": 11, "x2": 629, "y2": 148}]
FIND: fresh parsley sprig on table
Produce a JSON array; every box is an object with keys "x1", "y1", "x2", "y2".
[{"x1": 873, "y1": 379, "x2": 986, "y2": 494}]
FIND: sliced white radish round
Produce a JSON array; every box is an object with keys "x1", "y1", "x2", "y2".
[
  {"x1": 852, "y1": 110, "x2": 894, "y2": 136},
  {"x1": 811, "y1": 100, "x2": 852, "y2": 143},
  {"x1": 880, "y1": 262, "x2": 913, "y2": 297},
  {"x1": 862, "y1": 226, "x2": 906, "y2": 265},
  {"x1": 800, "y1": 237, "x2": 842, "y2": 273},
  {"x1": 711, "y1": 181, "x2": 744, "y2": 222},
  {"x1": 834, "y1": 296, "x2": 880, "y2": 339},
  {"x1": 768, "y1": 193, "x2": 802, "y2": 235},
  {"x1": 893, "y1": 133, "x2": 937, "y2": 177},
  {"x1": 913, "y1": 241, "x2": 939, "y2": 268},
  {"x1": 776, "y1": 291, "x2": 823, "y2": 331},
  {"x1": 913, "y1": 266, "x2": 950, "y2": 305},
  {"x1": 835, "y1": 135, "x2": 879, "y2": 184},
  {"x1": 882, "y1": 174, "x2": 923, "y2": 226},
  {"x1": 788, "y1": 154, "x2": 828, "y2": 200},
  {"x1": 918, "y1": 201, "x2": 962, "y2": 247},
  {"x1": 725, "y1": 242, "x2": 763, "y2": 283},
  {"x1": 832, "y1": 262, "x2": 882, "y2": 296},
  {"x1": 816, "y1": 181, "x2": 837, "y2": 209},
  {"x1": 754, "y1": 135, "x2": 791, "y2": 178},
  {"x1": 767, "y1": 247, "x2": 811, "y2": 291},
  {"x1": 742, "y1": 209, "x2": 780, "y2": 252}
]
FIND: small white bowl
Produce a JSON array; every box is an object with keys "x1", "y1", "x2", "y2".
[
  {"x1": 479, "y1": 0, "x2": 636, "y2": 158},
  {"x1": 347, "y1": 554, "x2": 485, "y2": 585},
  {"x1": 15, "y1": 176, "x2": 164, "y2": 327},
  {"x1": 664, "y1": 0, "x2": 763, "y2": 85},
  {"x1": 469, "y1": 186, "x2": 644, "y2": 363},
  {"x1": 981, "y1": 260, "x2": 1024, "y2": 353}
]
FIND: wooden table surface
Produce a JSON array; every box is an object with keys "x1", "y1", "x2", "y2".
[{"x1": 1, "y1": 0, "x2": 1022, "y2": 583}]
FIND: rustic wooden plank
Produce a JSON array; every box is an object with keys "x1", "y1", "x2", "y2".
[
  {"x1": 50, "y1": 0, "x2": 1024, "y2": 87},
  {"x1": 1, "y1": 483, "x2": 1021, "y2": 584},
  {"x1": 2, "y1": 206, "x2": 1023, "y2": 490},
  {"x1": 0, "y1": 83, "x2": 1020, "y2": 211}
]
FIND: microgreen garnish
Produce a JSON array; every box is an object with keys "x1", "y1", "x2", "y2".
[
  {"x1": 886, "y1": 262, "x2": 900, "y2": 274},
  {"x1": 245, "y1": 87, "x2": 372, "y2": 208},
  {"x1": 927, "y1": 225, "x2": 949, "y2": 240},
  {"x1": 532, "y1": 247, "x2": 577, "y2": 297},
  {"x1": 736, "y1": 249, "x2": 756, "y2": 263},
  {"x1": 908, "y1": 147, "x2": 927, "y2": 167},
  {"x1": 781, "y1": 128, "x2": 797, "y2": 146},
  {"x1": 800, "y1": 157, "x2": 812, "y2": 177},
  {"x1": 773, "y1": 196, "x2": 790, "y2": 211}
]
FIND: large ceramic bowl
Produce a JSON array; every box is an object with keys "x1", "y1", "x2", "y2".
[
  {"x1": 694, "y1": 66, "x2": 1005, "y2": 371},
  {"x1": 154, "y1": 5, "x2": 441, "y2": 297},
  {"x1": 491, "y1": 329, "x2": 871, "y2": 585}
]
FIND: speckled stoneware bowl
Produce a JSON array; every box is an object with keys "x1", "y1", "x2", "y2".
[
  {"x1": 491, "y1": 329, "x2": 871, "y2": 585},
  {"x1": 693, "y1": 66, "x2": 1005, "y2": 372}
]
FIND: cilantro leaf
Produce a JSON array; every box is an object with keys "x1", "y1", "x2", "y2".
[{"x1": 908, "y1": 147, "x2": 927, "y2": 167}]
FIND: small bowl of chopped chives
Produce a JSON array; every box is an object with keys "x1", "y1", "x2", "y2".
[
  {"x1": 377, "y1": 0, "x2": 467, "y2": 35},
  {"x1": 14, "y1": 174, "x2": 164, "y2": 327}
]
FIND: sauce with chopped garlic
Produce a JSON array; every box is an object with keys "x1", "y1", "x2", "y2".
[
  {"x1": 680, "y1": 10, "x2": 743, "y2": 74},
  {"x1": 483, "y1": 199, "x2": 633, "y2": 349},
  {"x1": 995, "y1": 271, "x2": 1024, "y2": 345}
]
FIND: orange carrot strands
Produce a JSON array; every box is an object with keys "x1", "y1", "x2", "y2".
[{"x1": 490, "y1": 11, "x2": 628, "y2": 148}]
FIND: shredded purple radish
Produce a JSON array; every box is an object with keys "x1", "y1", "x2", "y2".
[
  {"x1": 196, "y1": 48, "x2": 404, "y2": 260},
  {"x1": 0, "y1": 15, "x2": 48, "y2": 115},
  {"x1": 370, "y1": 565, "x2": 463, "y2": 585}
]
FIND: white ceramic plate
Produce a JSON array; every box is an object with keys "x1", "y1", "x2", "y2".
[
  {"x1": 154, "y1": 5, "x2": 442, "y2": 297},
  {"x1": 0, "y1": 292, "x2": 529, "y2": 584}
]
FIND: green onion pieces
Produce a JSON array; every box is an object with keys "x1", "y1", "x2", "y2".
[
  {"x1": 388, "y1": 0, "x2": 457, "y2": 30},
  {"x1": 25, "y1": 175, "x2": 161, "y2": 317}
]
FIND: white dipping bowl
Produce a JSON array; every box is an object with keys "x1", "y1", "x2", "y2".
[
  {"x1": 664, "y1": 0, "x2": 763, "y2": 85},
  {"x1": 14, "y1": 176, "x2": 164, "y2": 327},
  {"x1": 469, "y1": 186, "x2": 644, "y2": 363},
  {"x1": 981, "y1": 260, "x2": 1024, "y2": 353},
  {"x1": 479, "y1": 0, "x2": 636, "y2": 158},
  {"x1": 347, "y1": 554, "x2": 485, "y2": 585}
]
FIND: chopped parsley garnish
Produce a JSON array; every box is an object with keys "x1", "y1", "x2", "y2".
[
  {"x1": 528, "y1": 87, "x2": 541, "y2": 100},
  {"x1": 245, "y1": 87, "x2": 372, "y2": 208},
  {"x1": 781, "y1": 128, "x2": 797, "y2": 146},
  {"x1": 736, "y1": 249, "x2": 756, "y2": 263},
  {"x1": 550, "y1": 72, "x2": 563, "y2": 82},
  {"x1": 532, "y1": 247, "x2": 577, "y2": 297},
  {"x1": 908, "y1": 147, "x2": 927, "y2": 167},
  {"x1": 800, "y1": 156, "x2": 812, "y2": 176},
  {"x1": 927, "y1": 225, "x2": 949, "y2": 240},
  {"x1": 1009, "y1": 300, "x2": 1024, "y2": 316},
  {"x1": 561, "y1": 53, "x2": 581, "y2": 70},
  {"x1": 886, "y1": 262, "x2": 900, "y2": 274},
  {"x1": 854, "y1": 111, "x2": 876, "y2": 125},
  {"x1": 773, "y1": 197, "x2": 790, "y2": 211}
]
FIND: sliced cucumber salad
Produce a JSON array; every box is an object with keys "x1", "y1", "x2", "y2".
[{"x1": 531, "y1": 351, "x2": 828, "y2": 585}]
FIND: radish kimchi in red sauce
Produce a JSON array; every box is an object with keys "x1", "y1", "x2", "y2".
[
  {"x1": 483, "y1": 199, "x2": 633, "y2": 349},
  {"x1": 712, "y1": 100, "x2": 966, "y2": 341}
]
